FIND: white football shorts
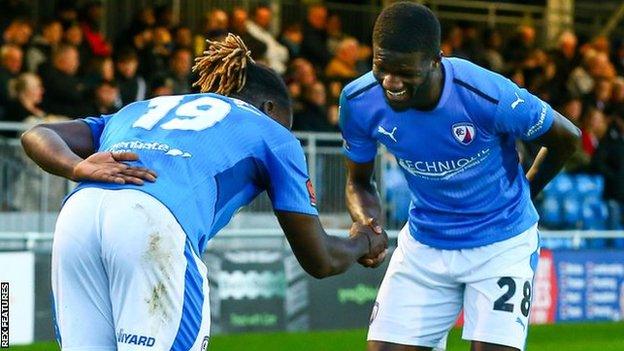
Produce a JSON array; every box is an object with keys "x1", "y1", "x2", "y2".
[
  {"x1": 368, "y1": 223, "x2": 539, "y2": 350},
  {"x1": 51, "y1": 188, "x2": 211, "y2": 351}
]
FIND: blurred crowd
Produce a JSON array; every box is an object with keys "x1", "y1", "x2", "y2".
[
  {"x1": 0, "y1": 1, "x2": 623, "y2": 227},
  {"x1": 0, "y1": 1, "x2": 371, "y2": 137}
]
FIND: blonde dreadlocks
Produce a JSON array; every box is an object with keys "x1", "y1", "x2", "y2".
[{"x1": 192, "y1": 33, "x2": 255, "y2": 96}]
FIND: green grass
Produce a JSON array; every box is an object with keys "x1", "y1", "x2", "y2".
[{"x1": 8, "y1": 322, "x2": 624, "y2": 350}]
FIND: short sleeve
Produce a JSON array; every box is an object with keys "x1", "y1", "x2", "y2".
[
  {"x1": 264, "y1": 141, "x2": 318, "y2": 216},
  {"x1": 80, "y1": 114, "x2": 113, "y2": 151},
  {"x1": 493, "y1": 80, "x2": 555, "y2": 141},
  {"x1": 338, "y1": 91, "x2": 377, "y2": 163}
]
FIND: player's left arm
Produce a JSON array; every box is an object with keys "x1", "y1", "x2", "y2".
[
  {"x1": 525, "y1": 111, "x2": 581, "y2": 199},
  {"x1": 491, "y1": 79, "x2": 581, "y2": 199}
]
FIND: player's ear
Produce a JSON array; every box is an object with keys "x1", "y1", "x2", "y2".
[
  {"x1": 260, "y1": 100, "x2": 275, "y2": 115},
  {"x1": 434, "y1": 51, "x2": 443, "y2": 64}
]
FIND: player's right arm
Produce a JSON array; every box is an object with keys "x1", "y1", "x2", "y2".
[
  {"x1": 345, "y1": 160, "x2": 383, "y2": 234},
  {"x1": 275, "y1": 211, "x2": 387, "y2": 278},
  {"x1": 263, "y1": 139, "x2": 387, "y2": 278},
  {"x1": 21, "y1": 118, "x2": 156, "y2": 184},
  {"x1": 339, "y1": 90, "x2": 387, "y2": 267}
]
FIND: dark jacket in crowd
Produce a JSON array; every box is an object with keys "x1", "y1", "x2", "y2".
[
  {"x1": 593, "y1": 123, "x2": 624, "y2": 202},
  {"x1": 41, "y1": 67, "x2": 90, "y2": 118},
  {"x1": 300, "y1": 22, "x2": 330, "y2": 69},
  {"x1": 117, "y1": 75, "x2": 147, "y2": 105}
]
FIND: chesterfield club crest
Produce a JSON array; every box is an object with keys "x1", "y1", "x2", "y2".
[{"x1": 452, "y1": 123, "x2": 476, "y2": 145}]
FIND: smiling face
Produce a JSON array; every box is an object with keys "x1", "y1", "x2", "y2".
[{"x1": 372, "y1": 47, "x2": 439, "y2": 110}]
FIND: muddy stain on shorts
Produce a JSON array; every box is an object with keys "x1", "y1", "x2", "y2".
[{"x1": 135, "y1": 202, "x2": 178, "y2": 324}]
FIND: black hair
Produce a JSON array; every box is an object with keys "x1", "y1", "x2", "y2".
[
  {"x1": 373, "y1": 1, "x2": 441, "y2": 57},
  {"x1": 40, "y1": 18, "x2": 61, "y2": 29},
  {"x1": 236, "y1": 63, "x2": 291, "y2": 117},
  {"x1": 114, "y1": 47, "x2": 138, "y2": 62}
]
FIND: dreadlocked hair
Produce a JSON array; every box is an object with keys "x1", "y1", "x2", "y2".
[{"x1": 192, "y1": 33, "x2": 255, "y2": 95}]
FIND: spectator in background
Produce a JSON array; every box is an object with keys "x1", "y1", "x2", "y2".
[
  {"x1": 522, "y1": 48, "x2": 557, "y2": 101},
  {"x1": 155, "y1": 4, "x2": 175, "y2": 30},
  {"x1": 567, "y1": 49, "x2": 614, "y2": 98},
  {"x1": 207, "y1": 9, "x2": 229, "y2": 38},
  {"x1": 592, "y1": 35, "x2": 611, "y2": 55},
  {"x1": 293, "y1": 81, "x2": 335, "y2": 132},
  {"x1": 301, "y1": 4, "x2": 330, "y2": 70},
  {"x1": 6, "y1": 72, "x2": 45, "y2": 122},
  {"x1": 114, "y1": 48, "x2": 146, "y2": 105},
  {"x1": 0, "y1": 44, "x2": 23, "y2": 112},
  {"x1": 89, "y1": 80, "x2": 119, "y2": 115},
  {"x1": 41, "y1": 44, "x2": 88, "y2": 117},
  {"x1": 441, "y1": 25, "x2": 465, "y2": 58},
  {"x1": 2, "y1": 18, "x2": 33, "y2": 48},
  {"x1": 172, "y1": 25, "x2": 193, "y2": 50},
  {"x1": 280, "y1": 22, "x2": 302, "y2": 59},
  {"x1": 592, "y1": 114, "x2": 624, "y2": 229},
  {"x1": 115, "y1": 7, "x2": 155, "y2": 50},
  {"x1": 503, "y1": 24, "x2": 536, "y2": 70},
  {"x1": 149, "y1": 75, "x2": 173, "y2": 97},
  {"x1": 612, "y1": 40, "x2": 624, "y2": 76},
  {"x1": 82, "y1": 55, "x2": 114, "y2": 91},
  {"x1": 580, "y1": 107, "x2": 608, "y2": 157},
  {"x1": 55, "y1": 2, "x2": 79, "y2": 28},
  {"x1": 608, "y1": 76, "x2": 624, "y2": 117},
  {"x1": 326, "y1": 13, "x2": 345, "y2": 56},
  {"x1": 481, "y1": 28, "x2": 505, "y2": 73},
  {"x1": 79, "y1": 2, "x2": 111, "y2": 57},
  {"x1": 287, "y1": 58, "x2": 317, "y2": 105},
  {"x1": 561, "y1": 94, "x2": 584, "y2": 127},
  {"x1": 150, "y1": 25, "x2": 173, "y2": 73},
  {"x1": 195, "y1": 9, "x2": 228, "y2": 56},
  {"x1": 123, "y1": 25, "x2": 156, "y2": 78},
  {"x1": 166, "y1": 47, "x2": 192, "y2": 94},
  {"x1": 62, "y1": 22, "x2": 89, "y2": 71},
  {"x1": 589, "y1": 51, "x2": 616, "y2": 79},
  {"x1": 325, "y1": 37, "x2": 360, "y2": 80},
  {"x1": 246, "y1": 3, "x2": 289, "y2": 74},
  {"x1": 560, "y1": 95, "x2": 590, "y2": 173},
  {"x1": 459, "y1": 22, "x2": 483, "y2": 62},
  {"x1": 230, "y1": 7, "x2": 266, "y2": 62},
  {"x1": 136, "y1": 7, "x2": 156, "y2": 28},
  {"x1": 25, "y1": 18, "x2": 62, "y2": 73},
  {"x1": 551, "y1": 31, "x2": 579, "y2": 96},
  {"x1": 585, "y1": 78, "x2": 612, "y2": 112}
]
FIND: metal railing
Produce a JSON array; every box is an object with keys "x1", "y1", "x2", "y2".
[
  {"x1": 0, "y1": 122, "x2": 391, "y2": 232},
  {"x1": 3, "y1": 122, "x2": 623, "y2": 238}
]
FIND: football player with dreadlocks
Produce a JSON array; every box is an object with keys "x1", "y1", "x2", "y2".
[{"x1": 22, "y1": 34, "x2": 387, "y2": 351}]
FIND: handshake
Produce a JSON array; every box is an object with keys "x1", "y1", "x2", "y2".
[{"x1": 349, "y1": 218, "x2": 389, "y2": 268}]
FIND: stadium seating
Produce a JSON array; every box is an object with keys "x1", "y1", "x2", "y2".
[{"x1": 385, "y1": 172, "x2": 623, "y2": 249}]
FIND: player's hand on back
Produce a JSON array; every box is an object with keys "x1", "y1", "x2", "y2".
[
  {"x1": 72, "y1": 151, "x2": 158, "y2": 185},
  {"x1": 349, "y1": 218, "x2": 389, "y2": 268}
]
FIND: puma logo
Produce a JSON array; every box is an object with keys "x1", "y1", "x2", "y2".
[
  {"x1": 378, "y1": 126, "x2": 398, "y2": 142},
  {"x1": 511, "y1": 92, "x2": 525, "y2": 109}
]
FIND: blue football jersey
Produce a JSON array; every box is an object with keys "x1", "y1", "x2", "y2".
[
  {"x1": 340, "y1": 57, "x2": 555, "y2": 249},
  {"x1": 71, "y1": 93, "x2": 318, "y2": 254}
]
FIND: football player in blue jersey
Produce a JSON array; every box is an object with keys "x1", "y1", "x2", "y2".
[
  {"x1": 22, "y1": 34, "x2": 387, "y2": 351},
  {"x1": 340, "y1": 3, "x2": 580, "y2": 351}
]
